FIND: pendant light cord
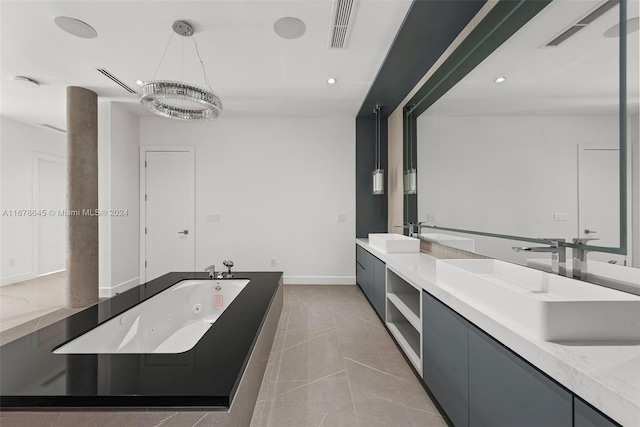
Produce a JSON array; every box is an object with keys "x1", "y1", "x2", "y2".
[
  {"x1": 192, "y1": 35, "x2": 214, "y2": 92},
  {"x1": 152, "y1": 31, "x2": 175, "y2": 81}
]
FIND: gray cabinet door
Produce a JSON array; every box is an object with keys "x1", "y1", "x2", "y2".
[
  {"x1": 372, "y1": 256, "x2": 386, "y2": 321},
  {"x1": 469, "y1": 326, "x2": 572, "y2": 427},
  {"x1": 574, "y1": 398, "x2": 620, "y2": 427},
  {"x1": 356, "y1": 245, "x2": 373, "y2": 301},
  {"x1": 422, "y1": 291, "x2": 469, "y2": 427}
]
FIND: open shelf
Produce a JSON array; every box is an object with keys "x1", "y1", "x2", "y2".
[
  {"x1": 387, "y1": 294, "x2": 420, "y2": 331},
  {"x1": 387, "y1": 269, "x2": 420, "y2": 317},
  {"x1": 386, "y1": 301, "x2": 421, "y2": 373}
]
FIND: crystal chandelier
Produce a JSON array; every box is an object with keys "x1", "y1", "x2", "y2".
[{"x1": 139, "y1": 20, "x2": 222, "y2": 121}]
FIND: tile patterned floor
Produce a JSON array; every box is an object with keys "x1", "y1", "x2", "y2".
[
  {"x1": 250, "y1": 285, "x2": 446, "y2": 427},
  {"x1": 0, "y1": 284, "x2": 445, "y2": 427}
]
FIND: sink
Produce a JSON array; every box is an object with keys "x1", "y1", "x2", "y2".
[
  {"x1": 437, "y1": 259, "x2": 640, "y2": 342},
  {"x1": 527, "y1": 259, "x2": 640, "y2": 295},
  {"x1": 368, "y1": 233, "x2": 420, "y2": 254},
  {"x1": 421, "y1": 233, "x2": 474, "y2": 251}
]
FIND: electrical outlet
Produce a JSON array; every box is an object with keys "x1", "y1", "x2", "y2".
[
  {"x1": 553, "y1": 212, "x2": 567, "y2": 221},
  {"x1": 206, "y1": 214, "x2": 220, "y2": 223},
  {"x1": 337, "y1": 214, "x2": 346, "y2": 222},
  {"x1": 270, "y1": 259, "x2": 277, "y2": 267},
  {"x1": 426, "y1": 214, "x2": 436, "y2": 222},
  {"x1": 8, "y1": 258, "x2": 15, "y2": 267}
]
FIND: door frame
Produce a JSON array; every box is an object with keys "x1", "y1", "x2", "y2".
[
  {"x1": 32, "y1": 152, "x2": 66, "y2": 278},
  {"x1": 139, "y1": 146, "x2": 195, "y2": 283}
]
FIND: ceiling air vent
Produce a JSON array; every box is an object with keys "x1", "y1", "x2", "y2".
[
  {"x1": 328, "y1": 0, "x2": 358, "y2": 49},
  {"x1": 96, "y1": 68, "x2": 137, "y2": 94},
  {"x1": 545, "y1": 0, "x2": 619, "y2": 47}
]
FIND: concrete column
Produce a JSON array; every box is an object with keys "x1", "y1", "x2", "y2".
[{"x1": 66, "y1": 86, "x2": 99, "y2": 308}]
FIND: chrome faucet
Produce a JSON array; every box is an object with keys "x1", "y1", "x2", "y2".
[
  {"x1": 393, "y1": 223, "x2": 420, "y2": 238},
  {"x1": 204, "y1": 265, "x2": 216, "y2": 279},
  {"x1": 223, "y1": 259, "x2": 234, "y2": 278},
  {"x1": 512, "y1": 239, "x2": 566, "y2": 274},
  {"x1": 572, "y1": 234, "x2": 599, "y2": 280}
]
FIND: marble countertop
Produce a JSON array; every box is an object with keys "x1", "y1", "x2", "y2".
[{"x1": 357, "y1": 238, "x2": 640, "y2": 427}]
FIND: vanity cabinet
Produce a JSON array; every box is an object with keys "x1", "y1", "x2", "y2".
[
  {"x1": 468, "y1": 326, "x2": 572, "y2": 427},
  {"x1": 356, "y1": 245, "x2": 385, "y2": 321},
  {"x1": 422, "y1": 291, "x2": 469, "y2": 427},
  {"x1": 574, "y1": 398, "x2": 620, "y2": 427}
]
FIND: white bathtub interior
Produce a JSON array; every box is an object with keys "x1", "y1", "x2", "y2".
[{"x1": 53, "y1": 279, "x2": 250, "y2": 354}]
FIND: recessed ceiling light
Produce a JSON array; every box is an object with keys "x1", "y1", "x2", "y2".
[
  {"x1": 135, "y1": 80, "x2": 144, "y2": 86},
  {"x1": 274, "y1": 17, "x2": 306, "y2": 39},
  {"x1": 54, "y1": 16, "x2": 97, "y2": 39},
  {"x1": 327, "y1": 78, "x2": 337, "y2": 85},
  {"x1": 494, "y1": 77, "x2": 507, "y2": 83},
  {"x1": 603, "y1": 17, "x2": 640, "y2": 38},
  {"x1": 12, "y1": 76, "x2": 40, "y2": 87}
]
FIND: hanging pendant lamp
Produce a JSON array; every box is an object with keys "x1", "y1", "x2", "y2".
[
  {"x1": 139, "y1": 20, "x2": 222, "y2": 121},
  {"x1": 372, "y1": 105, "x2": 384, "y2": 195},
  {"x1": 404, "y1": 106, "x2": 417, "y2": 195}
]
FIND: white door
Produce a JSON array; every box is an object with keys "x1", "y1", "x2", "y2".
[
  {"x1": 578, "y1": 145, "x2": 625, "y2": 264},
  {"x1": 34, "y1": 154, "x2": 66, "y2": 275},
  {"x1": 143, "y1": 150, "x2": 195, "y2": 282}
]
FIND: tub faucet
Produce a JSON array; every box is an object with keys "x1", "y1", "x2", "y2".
[
  {"x1": 204, "y1": 265, "x2": 216, "y2": 279},
  {"x1": 512, "y1": 239, "x2": 566, "y2": 274}
]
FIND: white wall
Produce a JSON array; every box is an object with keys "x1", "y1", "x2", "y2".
[
  {"x1": 140, "y1": 117, "x2": 356, "y2": 284},
  {"x1": 98, "y1": 102, "x2": 140, "y2": 297},
  {"x1": 0, "y1": 117, "x2": 66, "y2": 285},
  {"x1": 417, "y1": 114, "x2": 624, "y2": 264}
]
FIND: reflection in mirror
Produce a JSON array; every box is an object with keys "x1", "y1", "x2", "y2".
[{"x1": 415, "y1": 0, "x2": 639, "y2": 292}]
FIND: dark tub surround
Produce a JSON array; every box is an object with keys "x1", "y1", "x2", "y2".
[{"x1": 0, "y1": 271, "x2": 283, "y2": 412}]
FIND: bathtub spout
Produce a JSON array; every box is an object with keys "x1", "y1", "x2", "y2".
[{"x1": 204, "y1": 265, "x2": 216, "y2": 279}]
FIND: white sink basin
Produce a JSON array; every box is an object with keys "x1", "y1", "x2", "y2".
[
  {"x1": 437, "y1": 259, "x2": 640, "y2": 342},
  {"x1": 421, "y1": 233, "x2": 475, "y2": 251},
  {"x1": 369, "y1": 233, "x2": 420, "y2": 254},
  {"x1": 527, "y1": 259, "x2": 640, "y2": 295}
]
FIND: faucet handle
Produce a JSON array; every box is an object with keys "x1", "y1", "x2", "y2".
[
  {"x1": 573, "y1": 237, "x2": 599, "y2": 244},
  {"x1": 223, "y1": 260, "x2": 234, "y2": 277}
]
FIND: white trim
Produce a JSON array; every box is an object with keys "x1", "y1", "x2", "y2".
[
  {"x1": 140, "y1": 146, "x2": 195, "y2": 284},
  {"x1": 99, "y1": 276, "x2": 140, "y2": 298},
  {"x1": 283, "y1": 276, "x2": 356, "y2": 285},
  {"x1": 32, "y1": 152, "x2": 66, "y2": 278},
  {"x1": 38, "y1": 269, "x2": 65, "y2": 278},
  {"x1": 0, "y1": 272, "x2": 37, "y2": 286}
]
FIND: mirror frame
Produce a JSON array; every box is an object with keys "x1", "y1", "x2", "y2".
[{"x1": 404, "y1": 0, "x2": 629, "y2": 256}]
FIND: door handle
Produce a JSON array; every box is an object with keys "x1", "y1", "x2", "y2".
[{"x1": 178, "y1": 230, "x2": 189, "y2": 235}]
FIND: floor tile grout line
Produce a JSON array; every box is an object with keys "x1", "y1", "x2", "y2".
[
  {"x1": 370, "y1": 392, "x2": 444, "y2": 418},
  {"x1": 154, "y1": 412, "x2": 178, "y2": 426},
  {"x1": 275, "y1": 329, "x2": 335, "y2": 353},
  {"x1": 342, "y1": 356, "x2": 417, "y2": 385},
  {"x1": 317, "y1": 412, "x2": 328, "y2": 427},
  {"x1": 292, "y1": 292, "x2": 320, "y2": 317},
  {"x1": 191, "y1": 412, "x2": 210, "y2": 427},
  {"x1": 271, "y1": 369, "x2": 345, "y2": 398},
  {"x1": 332, "y1": 306, "x2": 360, "y2": 427}
]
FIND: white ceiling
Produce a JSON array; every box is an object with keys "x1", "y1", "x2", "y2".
[
  {"x1": 0, "y1": 0, "x2": 412, "y2": 130},
  {"x1": 425, "y1": 0, "x2": 640, "y2": 117}
]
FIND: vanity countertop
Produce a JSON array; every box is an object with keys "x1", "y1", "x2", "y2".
[
  {"x1": 357, "y1": 238, "x2": 640, "y2": 427},
  {"x1": 0, "y1": 271, "x2": 282, "y2": 409}
]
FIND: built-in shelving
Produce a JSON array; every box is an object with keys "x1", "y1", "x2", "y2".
[{"x1": 386, "y1": 268, "x2": 422, "y2": 374}]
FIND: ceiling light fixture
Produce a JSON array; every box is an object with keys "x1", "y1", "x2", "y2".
[
  {"x1": 135, "y1": 80, "x2": 144, "y2": 86},
  {"x1": 327, "y1": 78, "x2": 337, "y2": 84},
  {"x1": 403, "y1": 106, "x2": 417, "y2": 195},
  {"x1": 54, "y1": 16, "x2": 97, "y2": 39},
  {"x1": 139, "y1": 20, "x2": 222, "y2": 122},
  {"x1": 494, "y1": 77, "x2": 507, "y2": 83}
]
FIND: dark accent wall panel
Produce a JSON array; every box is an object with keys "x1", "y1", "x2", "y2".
[{"x1": 355, "y1": 0, "x2": 487, "y2": 237}]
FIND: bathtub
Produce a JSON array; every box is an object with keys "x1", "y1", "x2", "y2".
[{"x1": 54, "y1": 279, "x2": 250, "y2": 354}]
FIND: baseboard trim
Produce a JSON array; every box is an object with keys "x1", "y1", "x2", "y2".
[
  {"x1": 0, "y1": 272, "x2": 37, "y2": 286},
  {"x1": 37, "y1": 269, "x2": 65, "y2": 278},
  {"x1": 283, "y1": 276, "x2": 356, "y2": 285},
  {"x1": 99, "y1": 276, "x2": 140, "y2": 298}
]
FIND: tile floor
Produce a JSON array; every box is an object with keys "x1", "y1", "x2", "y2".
[
  {"x1": 250, "y1": 285, "x2": 446, "y2": 427},
  {"x1": 0, "y1": 272, "x2": 86, "y2": 346},
  {"x1": 0, "y1": 284, "x2": 446, "y2": 427}
]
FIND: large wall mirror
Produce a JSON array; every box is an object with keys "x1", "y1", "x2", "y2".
[{"x1": 407, "y1": 0, "x2": 639, "y2": 293}]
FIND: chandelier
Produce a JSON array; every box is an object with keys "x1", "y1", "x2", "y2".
[{"x1": 139, "y1": 20, "x2": 222, "y2": 121}]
